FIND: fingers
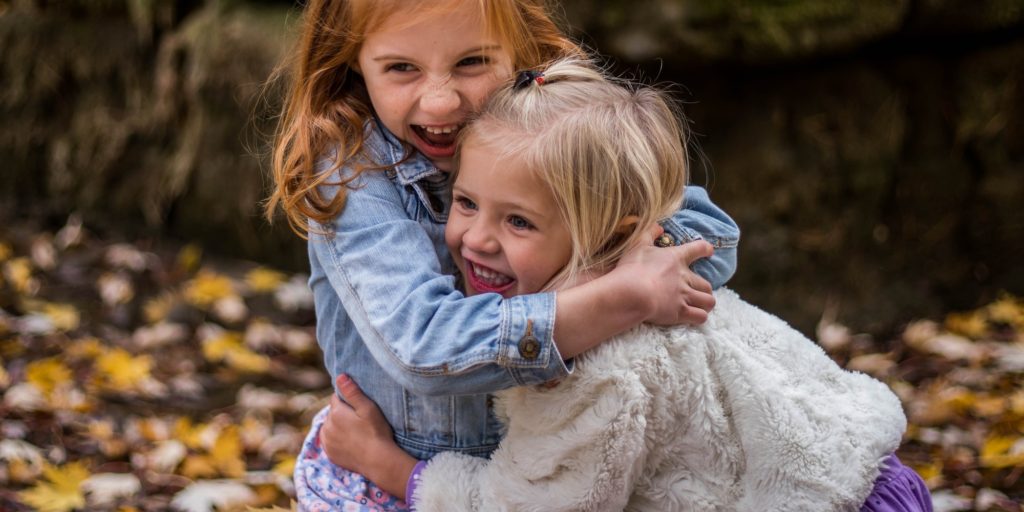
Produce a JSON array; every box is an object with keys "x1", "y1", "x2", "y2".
[
  {"x1": 336, "y1": 374, "x2": 374, "y2": 417},
  {"x1": 689, "y1": 274, "x2": 713, "y2": 294},
  {"x1": 686, "y1": 287, "x2": 716, "y2": 312},
  {"x1": 681, "y1": 306, "x2": 709, "y2": 325},
  {"x1": 677, "y1": 240, "x2": 714, "y2": 266},
  {"x1": 646, "y1": 223, "x2": 666, "y2": 240},
  {"x1": 625, "y1": 223, "x2": 666, "y2": 252}
]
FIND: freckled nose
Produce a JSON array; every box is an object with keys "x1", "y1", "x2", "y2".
[{"x1": 420, "y1": 75, "x2": 460, "y2": 116}]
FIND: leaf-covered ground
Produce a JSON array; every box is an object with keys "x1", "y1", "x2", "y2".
[{"x1": 0, "y1": 217, "x2": 1021, "y2": 511}]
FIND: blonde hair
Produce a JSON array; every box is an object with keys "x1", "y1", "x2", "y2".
[
  {"x1": 265, "y1": 0, "x2": 583, "y2": 237},
  {"x1": 462, "y1": 57, "x2": 688, "y2": 284}
]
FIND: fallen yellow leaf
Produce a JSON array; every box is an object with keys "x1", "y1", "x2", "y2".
[
  {"x1": 979, "y1": 435, "x2": 1024, "y2": 468},
  {"x1": 210, "y1": 425, "x2": 246, "y2": 478},
  {"x1": 247, "y1": 501, "x2": 296, "y2": 512},
  {"x1": 95, "y1": 348, "x2": 153, "y2": 392},
  {"x1": 272, "y1": 456, "x2": 296, "y2": 478},
  {"x1": 912, "y1": 460, "x2": 943, "y2": 488},
  {"x1": 25, "y1": 358, "x2": 72, "y2": 397},
  {"x1": 203, "y1": 331, "x2": 245, "y2": 362},
  {"x1": 177, "y1": 244, "x2": 203, "y2": 274},
  {"x1": 66, "y1": 337, "x2": 107, "y2": 361},
  {"x1": 945, "y1": 310, "x2": 988, "y2": 340},
  {"x1": 987, "y1": 294, "x2": 1024, "y2": 329},
  {"x1": 227, "y1": 349, "x2": 271, "y2": 374},
  {"x1": 4, "y1": 257, "x2": 36, "y2": 294},
  {"x1": 180, "y1": 454, "x2": 219, "y2": 479},
  {"x1": 203, "y1": 331, "x2": 270, "y2": 374},
  {"x1": 971, "y1": 395, "x2": 1007, "y2": 418},
  {"x1": 42, "y1": 302, "x2": 81, "y2": 332},
  {"x1": 17, "y1": 462, "x2": 90, "y2": 512},
  {"x1": 185, "y1": 271, "x2": 236, "y2": 308},
  {"x1": 246, "y1": 267, "x2": 287, "y2": 293},
  {"x1": 9, "y1": 457, "x2": 44, "y2": 483},
  {"x1": 143, "y1": 292, "x2": 179, "y2": 324},
  {"x1": 174, "y1": 417, "x2": 206, "y2": 450}
]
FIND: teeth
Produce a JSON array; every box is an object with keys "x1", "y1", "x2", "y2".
[
  {"x1": 421, "y1": 125, "x2": 459, "y2": 135},
  {"x1": 473, "y1": 264, "x2": 512, "y2": 286}
]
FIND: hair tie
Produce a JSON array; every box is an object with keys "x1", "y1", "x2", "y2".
[{"x1": 514, "y1": 70, "x2": 545, "y2": 90}]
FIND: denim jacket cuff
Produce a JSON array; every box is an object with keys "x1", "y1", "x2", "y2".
[
  {"x1": 498, "y1": 292, "x2": 572, "y2": 384},
  {"x1": 660, "y1": 217, "x2": 739, "y2": 250}
]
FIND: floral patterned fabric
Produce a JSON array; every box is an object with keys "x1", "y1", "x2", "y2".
[{"x1": 295, "y1": 406, "x2": 410, "y2": 512}]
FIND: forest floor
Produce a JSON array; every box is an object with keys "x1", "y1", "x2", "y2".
[{"x1": 1, "y1": 217, "x2": 1022, "y2": 512}]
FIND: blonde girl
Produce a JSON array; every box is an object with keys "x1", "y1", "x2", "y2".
[
  {"x1": 268, "y1": 0, "x2": 740, "y2": 509},
  {"x1": 323, "y1": 58, "x2": 932, "y2": 511}
]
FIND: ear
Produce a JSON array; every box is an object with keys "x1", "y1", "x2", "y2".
[{"x1": 613, "y1": 215, "x2": 641, "y2": 235}]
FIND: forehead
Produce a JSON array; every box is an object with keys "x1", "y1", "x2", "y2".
[
  {"x1": 457, "y1": 140, "x2": 552, "y2": 203},
  {"x1": 365, "y1": 0, "x2": 481, "y2": 34}
]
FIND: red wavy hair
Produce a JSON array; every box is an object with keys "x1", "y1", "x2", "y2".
[{"x1": 265, "y1": 0, "x2": 582, "y2": 237}]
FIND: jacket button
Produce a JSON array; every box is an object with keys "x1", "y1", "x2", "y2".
[
  {"x1": 518, "y1": 335, "x2": 540, "y2": 359},
  {"x1": 518, "y1": 319, "x2": 540, "y2": 359},
  {"x1": 654, "y1": 233, "x2": 675, "y2": 247}
]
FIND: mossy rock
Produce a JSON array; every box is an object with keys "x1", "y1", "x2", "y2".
[{"x1": 561, "y1": 0, "x2": 1024, "y2": 63}]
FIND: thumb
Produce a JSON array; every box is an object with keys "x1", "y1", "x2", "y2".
[
  {"x1": 678, "y1": 240, "x2": 714, "y2": 266},
  {"x1": 336, "y1": 374, "x2": 374, "y2": 417}
]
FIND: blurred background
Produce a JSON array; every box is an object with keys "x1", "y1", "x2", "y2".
[
  {"x1": 3, "y1": 0, "x2": 1022, "y2": 336},
  {"x1": 2, "y1": 1, "x2": 1023, "y2": 510},
  {"x1": 2, "y1": 0, "x2": 1022, "y2": 335}
]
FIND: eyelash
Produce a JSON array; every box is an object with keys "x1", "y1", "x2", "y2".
[
  {"x1": 458, "y1": 56, "x2": 489, "y2": 67},
  {"x1": 386, "y1": 56, "x2": 488, "y2": 73},
  {"x1": 508, "y1": 215, "x2": 534, "y2": 230},
  {"x1": 385, "y1": 63, "x2": 416, "y2": 73},
  {"x1": 455, "y1": 197, "x2": 477, "y2": 210},
  {"x1": 455, "y1": 197, "x2": 533, "y2": 230}
]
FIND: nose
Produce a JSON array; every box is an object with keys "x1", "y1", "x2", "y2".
[
  {"x1": 420, "y1": 74, "x2": 461, "y2": 116},
  {"x1": 462, "y1": 218, "x2": 500, "y2": 255}
]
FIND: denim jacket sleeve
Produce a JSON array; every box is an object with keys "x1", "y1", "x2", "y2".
[
  {"x1": 660, "y1": 186, "x2": 740, "y2": 289},
  {"x1": 310, "y1": 167, "x2": 570, "y2": 396}
]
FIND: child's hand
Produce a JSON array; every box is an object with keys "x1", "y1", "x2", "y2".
[
  {"x1": 320, "y1": 375, "x2": 410, "y2": 482},
  {"x1": 615, "y1": 225, "x2": 716, "y2": 326}
]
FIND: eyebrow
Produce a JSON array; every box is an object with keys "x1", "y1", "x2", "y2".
[
  {"x1": 371, "y1": 45, "x2": 504, "y2": 62},
  {"x1": 454, "y1": 186, "x2": 549, "y2": 220}
]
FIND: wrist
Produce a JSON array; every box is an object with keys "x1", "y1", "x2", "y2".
[
  {"x1": 364, "y1": 440, "x2": 418, "y2": 499},
  {"x1": 405, "y1": 460, "x2": 428, "y2": 505},
  {"x1": 605, "y1": 266, "x2": 654, "y2": 323}
]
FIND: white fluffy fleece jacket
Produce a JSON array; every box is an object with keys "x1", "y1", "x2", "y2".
[{"x1": 414, "y1": 290, "x2": 906, "y2": 512}]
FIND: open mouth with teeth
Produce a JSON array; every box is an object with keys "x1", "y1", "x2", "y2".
[
  {"x1": 411, "y1": 124, "x2": 463, "y2": 160},
  {"x1": 465, "y1": 260, "x2": 516, "y2": 295}
]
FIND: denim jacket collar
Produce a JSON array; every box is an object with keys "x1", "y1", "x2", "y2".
[{"x1": 371, "y1": 119, "x2": 445, "y2": 186}]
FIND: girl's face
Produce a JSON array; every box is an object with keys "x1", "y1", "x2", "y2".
[
  {"x1": 357, "y1": 5, "x2": 514, "y2": 172},
  {"x1": 446, "y1": 139, "x2": 573, "y2": 298}
]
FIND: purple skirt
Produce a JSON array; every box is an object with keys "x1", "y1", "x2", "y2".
[{"x1": 860, "y1": 455, "x2": 933, "y2": 512}]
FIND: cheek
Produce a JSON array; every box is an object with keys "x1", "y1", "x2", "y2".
[
  {"x1": 468, "y1": 75, "x2": 508, "y2": 109},
  {"x1": 512, "y1": 243, "x2": 561, "y2": 286},
  {"x1": 444, "y1": 220, "x2": 465, "y2": 257}
]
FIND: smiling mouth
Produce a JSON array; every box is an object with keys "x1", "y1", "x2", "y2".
[
  {"x1": 412, "y1": 124, "x2": 462, "y2": 148},
  {"x1": 466, "y1": 260, "x2": 515, "y2": 294}
]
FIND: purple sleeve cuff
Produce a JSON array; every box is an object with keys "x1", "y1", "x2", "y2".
[{"x1": 405, "y1": 460, "x2": 428, "y2": 509}]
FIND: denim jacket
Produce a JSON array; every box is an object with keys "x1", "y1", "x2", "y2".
[{"x1": 308, "y1": 120, "x2": 740, "y2": 460}]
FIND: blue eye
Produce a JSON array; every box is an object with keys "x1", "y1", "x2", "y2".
[
  {"x1": 508, "y1": 215, "x2": 533, "y2": 230},
  {"x1": 456, "y1": 197, "x2": 477, "y2": 210}
]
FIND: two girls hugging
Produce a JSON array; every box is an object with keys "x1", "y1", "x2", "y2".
[{"x1": 266, "y1": 0, "x2": 933, "y2": 510}]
